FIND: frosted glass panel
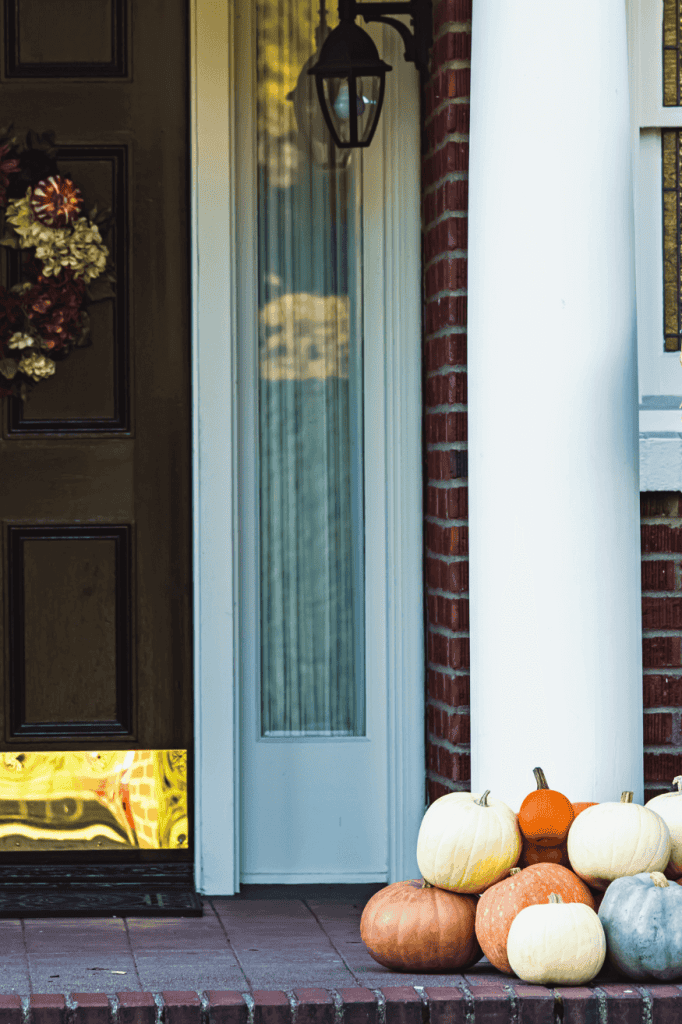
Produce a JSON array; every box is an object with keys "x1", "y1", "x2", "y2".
[{"x1": 256, "y1": 0, "x2": 365, "y2": 736}]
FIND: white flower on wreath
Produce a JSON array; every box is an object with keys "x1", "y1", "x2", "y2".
[
  {"x1": 4, "y1": 192, "x2": 109, "y2": 283},
  {"x1": 17, "y1": 352, "x2": 55, "y2": 380},
  {"x1": 7, "y1": 332, "x2": 34, "y2": 349}
]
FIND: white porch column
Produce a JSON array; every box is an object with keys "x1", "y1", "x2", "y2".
[{"x1": 467, "y1": 0, "x2": 643, "y2": 812}]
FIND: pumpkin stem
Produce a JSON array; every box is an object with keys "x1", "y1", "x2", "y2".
[
  {"x1": 620, "y1": 792, "x2": 634, "y2": 803},
  {"x1": 509, "y1": 868, "x2": 522, "y2": 876},
  {"x1": 421, "y1": 879, "x2": 433, "y2": 889},
  {"x1": 548, "y1": 893, "x2": 564, "y2": 904},
  {"x1": 474, "y1": 790, "x2": 490, "y2": 806},
  {"x1": 650, "y1": 871, "x2": 670, "y2": 888},
  {"x1": 674, "y1": 776, "x2": 682, "y2": 793},
  {"x1": 533, "y1": 767, "x2": 549, "y2": 790}
]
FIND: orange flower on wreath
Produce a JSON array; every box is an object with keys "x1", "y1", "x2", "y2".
[{"x1": 29, "y1": 175, "x2": 82, "y2": 227}]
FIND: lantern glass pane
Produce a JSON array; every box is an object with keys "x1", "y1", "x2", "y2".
[
  {"x1": 323, "y1": 76, "x2": 353, "y2": 144},
  {"x1": 355, "y1": 76, "x2": 382, "y2": 144}
]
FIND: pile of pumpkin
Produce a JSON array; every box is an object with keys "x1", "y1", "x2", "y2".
[{"x1": 360, "y1": 769, "x2": 682, "y2": 984}]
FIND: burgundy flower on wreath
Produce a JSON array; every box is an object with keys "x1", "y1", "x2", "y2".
[
  {"x1": 30, "y1": 175, "x2": 82, "y2": 227},
  {"x1": 0, "y1": 144, "x2": 20, "y2": 208},
  {"x1": 24, "y1": 268, "x2": 86, "y2": 350}
]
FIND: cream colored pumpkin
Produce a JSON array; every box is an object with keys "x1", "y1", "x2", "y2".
[
  {"x1": 416, "y1": 789, "x2": 521, "y2": 894},
  {"x1": 567, "y1": 791, "x2": 671, "y2": 891},
  {"x1": 506, "y1": 893, "x2": 606, "y2": 985},
  {"x1": 645, "y1": 777, "x2": 682, "y2": 880}
]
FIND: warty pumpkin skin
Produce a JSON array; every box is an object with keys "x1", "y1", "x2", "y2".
[
  {"x1": 474, "y1": 863, "x2": 596, "y2": 975},
  {"x1": 417, "y1": 790, "x2": 521, "y2": 894},
  {"x1": 598, "y1": 871, "x2": 682, "y2": 980},
  {"x1": 518, "y1": 768, "x2": 575, "y2": 847},
  {"x1": 507, "y1": 893, "x2": 606, "y2": 985},
  {"x1": 359, "y1": 879, "x2": 482, "y2": 972},
  {"x1": 567, "y1": 792, "x2": 671, "y2": 890},
  {"x1": 645, "y1": 777, "x2": 682, "y2": 880}
]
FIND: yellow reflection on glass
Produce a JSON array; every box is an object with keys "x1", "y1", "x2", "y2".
[
  {"x1": 0, "y1": 750, "x2": 187, "y2": 851},
  {"x1": 260, "y1": 293, "x2": 349, "y2": 380}
]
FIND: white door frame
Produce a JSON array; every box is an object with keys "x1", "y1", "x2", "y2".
[{"x1": 189, "y1": 0, "x2": 425, "y2": 895}]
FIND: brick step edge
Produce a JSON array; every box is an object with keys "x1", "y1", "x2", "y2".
[{"x1": 4, "y1": 983, "x2": 682, "y2": 1024}]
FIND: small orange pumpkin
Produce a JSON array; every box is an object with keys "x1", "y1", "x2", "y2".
[
  {"x1": 360, "y1": 878, "x2": 482, "y2": 972},
  {"x1": 572, "y1": 802, "x2": 598, "y2": 818},
  {"x1": 518, "y1": 767, "x2": 575, "y2": 847},
  {"x1": 520, "y1": 838, "x2": 570, "y2": 869},
  {"x1": 475, "y1": 862, "x2": 595, "y2": 974}
]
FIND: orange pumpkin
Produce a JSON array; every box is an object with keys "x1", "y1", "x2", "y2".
[
  {"x1": 518, "y1": 767, "x2": 574, "y2": 847},
  {"x1": 520, "y1": 838, "x2": 570, "y2": 869},
  {"x1": 360, "y1": 879, "x2": 482, "y2": 972},
  {"x1": 572, "y1": 802, "x2": 598, "y2": 818},
  {"x1": 474, "y1": 862, "x2": 596, "y2": 974}
]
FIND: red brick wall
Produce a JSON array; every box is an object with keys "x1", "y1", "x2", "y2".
[
  {"x1": 422, "y1": 0, "x2": 471, "y2": 805},
  {"x1": 642, "y1": 492, "x2": 682, "y2": 802}
]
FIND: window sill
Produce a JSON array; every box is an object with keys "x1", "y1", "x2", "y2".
[{"x1": 640, "y1": 408, "x2": 682, "y2": 489}]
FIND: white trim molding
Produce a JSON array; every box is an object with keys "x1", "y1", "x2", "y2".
[{"x1": 190, "y1": 0, "x2": 240, "y2": 895}]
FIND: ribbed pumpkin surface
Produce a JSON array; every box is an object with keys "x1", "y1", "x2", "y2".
[
  {"x1": 360, "y1": 879, "x2": 481, "y2": 972},
  {"x1": 474, "y1": 863, "x2": 596, "y2": 974}
]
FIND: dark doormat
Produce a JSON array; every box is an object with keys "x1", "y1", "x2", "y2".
[{"x1": 0, "y1": 887, "x2": 203, "y2": 917}]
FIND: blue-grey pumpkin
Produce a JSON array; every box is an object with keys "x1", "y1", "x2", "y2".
[{"x1": 598, "y1": 871, "x2": 682, "y2": 980}]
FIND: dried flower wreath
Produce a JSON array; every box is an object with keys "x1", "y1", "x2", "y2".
[{"x1": 0, "y1": 126, "x2": 115, "y2": 400}]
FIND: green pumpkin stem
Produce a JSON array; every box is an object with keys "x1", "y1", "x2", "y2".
[
  {"x1": 650, "y1": 872, "x2": 669, "y2": 888},
  {"x1": 548, "y1": 893, "x2": 564, "y2": 904},
  {"x1": 620, "y1": 792, "x2": 634, "y2": 803},
  {"x1": 474, "y1": 790, "x2": 491, "y2": 806},
  {"x1": 533, "y1": 767, "x2": 549, "y2": 790},
  {"x1": 673, "y1": 776, "x2": 682, "y2": 793},
  {"x1": 421, "y1": 879, "x2": 433, "y2": 889},
  {"x1": 509, "y1": 868, "x2": 522, "y2": 876}
]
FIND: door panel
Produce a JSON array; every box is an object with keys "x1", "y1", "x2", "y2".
[{"x1": 0, "y1": 0, "x2": 192, "y2": 862}]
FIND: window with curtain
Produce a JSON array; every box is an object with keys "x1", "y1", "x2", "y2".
[{"x1": 255, "y1": 0, "x2": 365, "y2": 736}]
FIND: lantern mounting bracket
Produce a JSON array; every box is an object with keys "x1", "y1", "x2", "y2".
[{"x1": 337, "y1": 0, "x2": 433, "y2": 76}]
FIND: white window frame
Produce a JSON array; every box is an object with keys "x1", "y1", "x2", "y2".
[
  {"x1": 629, "y1": 0, "x2": 682, "y2": 487},
  {"x1": 189, "y1": 0, "x2": 424, "y2": 894}
]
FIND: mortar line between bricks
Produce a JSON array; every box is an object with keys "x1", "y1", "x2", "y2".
[
  {"x1": 299, "y1": 894, "x2": 359, "y2": 983},
  {"x1": 205, "y1": 897, "x2": 253, "y2": 992},
  {"x1": 20, "y1": 919, "x2": 32, "y2": 996},
  {"x1": 122, "y1": 917, "x2": 144, "y2": 991},
  {"x1": 636, "y1": 986, "x2": 653, "y2": 1024}
]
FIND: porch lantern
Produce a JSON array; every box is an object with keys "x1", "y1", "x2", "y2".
[{"x1": 308, "y1": 0, "x2": 433, "y2": 150}]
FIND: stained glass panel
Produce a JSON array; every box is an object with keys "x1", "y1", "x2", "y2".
[
  {"x1": 662, "y1": 130, "x2": 682, "y2": 350},
  {"x1": 0, "y1": 750, "x2": 187, "y2": 850},
  {"x1": 663, "y1": 0, "x2": 682, "y2": 105}
]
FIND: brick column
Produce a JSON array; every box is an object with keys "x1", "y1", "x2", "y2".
[
  {"x1": 466, "y1": 0, "x2": 642, "y2": 810},
  {"x1": 422, "y1": 0, "x2": 472, "y2": 803},
  {"x1": 641, "y1": 493, "x2": 682, "y2": 800}
]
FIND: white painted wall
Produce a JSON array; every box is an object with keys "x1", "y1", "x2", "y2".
[{"x1": 467, "y1": 0, "x2": 643, "y2": 811}]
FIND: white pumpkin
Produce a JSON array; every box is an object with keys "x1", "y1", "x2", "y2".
[
  {"x1": 416, "y1": 789, "x2": 521, "y2": 894},
  {"x1": 507, "y1": 893, "x2": 606, "y2": 985},
  {"x1": 645, "y1": 777, "x2": 682, "y2": 879},
  {"x1": 567, "y1": 791, "x2": 671, "y2": 891}
]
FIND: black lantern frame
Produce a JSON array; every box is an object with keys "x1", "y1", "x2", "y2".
[{"x1": 308, "y1": 0, "x2": 433, "y2": 150}]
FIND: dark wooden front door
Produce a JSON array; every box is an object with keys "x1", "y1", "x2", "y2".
[{"x1": 0, "y1": 0, "x2": 192, "y2": 872}]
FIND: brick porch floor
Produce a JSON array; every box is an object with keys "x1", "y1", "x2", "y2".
[{"x1": 0, "y1": 885, "x2": 678, "y2": 1023}]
